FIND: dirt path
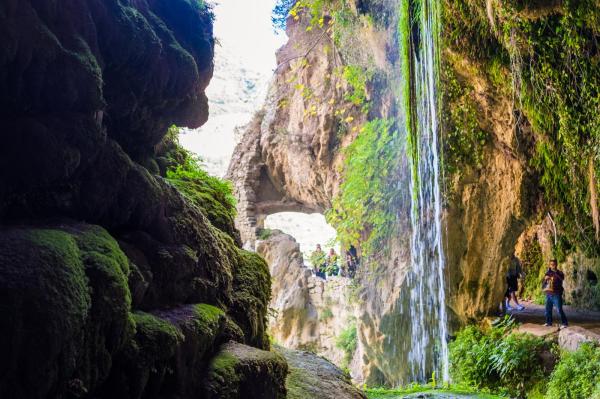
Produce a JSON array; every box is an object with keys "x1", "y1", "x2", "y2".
[{"x1": 507, "y1": 300, "x2": 600, "y2": 335}]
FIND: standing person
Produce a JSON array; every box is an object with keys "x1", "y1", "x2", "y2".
[
  {"x1": 310, "y1": 244, "x2": 327, "y2": 279},
  {"x1": 543, "y1": 259, "x2": 568, "y2": 329},
  {"x1": 504, "y1": 254, "x2": 525, "y2": 311},
  {"x1": 345, "y1": 250, "x2": 356, "y2": 278},
  {"x1": 349, "y1": 244, "x2": 359, "y2": 266},
  {"x1": 326, "y1": 248, "x2": 339, "y2": 277}
]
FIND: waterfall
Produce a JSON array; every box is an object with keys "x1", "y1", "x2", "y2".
[{"x1": 399, "y1": 0, "x2": 449, "y2": 383}]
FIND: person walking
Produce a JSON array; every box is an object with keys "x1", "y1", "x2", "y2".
[
  {"x1": 543, "y1": 259, "x2": 568, "y2": 329},
  {"x1": 504, "y1": 254, "x2": 525, "y2": 311}
]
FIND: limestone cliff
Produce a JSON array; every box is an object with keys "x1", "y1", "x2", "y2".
[
  {"x1": 229, "y1": 0, "x2": 600, "y2": 387},
  {"x1": 228, "y1": 2, "x2": 416, "y2": 385},
  {"x1": 257, "y1": 230, "x2": 358, "y2": 370},
  {"x1": 0, "y1": 1, "x2": 284, "y2": 398},
  {"x1": 442, "y1": 0, "x2": 600, "y2": 318}
]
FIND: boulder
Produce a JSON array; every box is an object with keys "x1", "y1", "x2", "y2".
[
  {"x1": 559, "y1": 326, "x2": 600, "y2": 351},
  {"x1": 205, "y1": 341, "x2": 288, "y2": 399}
]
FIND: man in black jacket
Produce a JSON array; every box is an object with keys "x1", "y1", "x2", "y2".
[{"x1": 543, "y1": 259, "x2": 568, "y2": 329}]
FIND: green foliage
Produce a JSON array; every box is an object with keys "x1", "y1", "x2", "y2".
[
  {"x1": 509, "y1": 1, "x2": 600, "y2": 257},
  {"x1": 319, "y1": 307, "x2": 334, "y2": 321},
  {"x1": 441, "y1": 63, "x2": 488, "y2": 175},
  {"x1": 132, "y1": 311, "x2": 183, "y2": 362},
  {"x1": 449, "y1": 317, "x2": 547, "y2": 397},
  {"x1": 335, "y1": 321, "x2": 357, "y2": 367},
  {"x1": 326, "y1": 118, "x2": 400, "y2": 256},
  {"x1": 160, "y1": 126, "x2": 237, "y2": 236},
  {"x1": 256, "y1": 228, "x2": 274, "y2": 240},
  {"x1": 365, "y1": 384, "x2": 503, "y2": 399},
  {"x1": 444, "y1": 0, "x2": 600, "y2": 257},
  {"x1": 546, "y1": 343, "x2": 600, "y2": 399},
  {"x1": 520, "y1": 236, "x2": 547, "y2": 303},
  {"x1": 342, "y1": 65, "x2": 372, "y2": 113},
  {"x1": 308, "y1": 248, "x2": 326, "y2": 268}
]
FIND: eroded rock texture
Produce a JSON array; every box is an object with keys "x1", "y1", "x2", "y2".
[
  {"x1": 0, "y1": 1, "x2": 282, "y2": 398},
  {"x1": 226, "y1": 14, "x2": 371, "y2": 247},
  {"x1": 257, "y1": 230, "x2": 357, "y2": 369},
  {"x1": 228, "y1": 4, "x2": 414, "y2": 385}
]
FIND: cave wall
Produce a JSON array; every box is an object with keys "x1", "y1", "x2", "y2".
[{"x1": 0, "y1": 1, "x2": 285, "y2": 398}]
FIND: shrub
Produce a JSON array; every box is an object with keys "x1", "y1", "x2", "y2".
[
  {"x1": 449, "y1": 317, "x2": 546, "y2": 397},
  {"x1": 336, "y1": 321, "x2": 358, "y2": 368},
  {"x1": 545, "y1": 342, "x2": 600, "y2": 399}
]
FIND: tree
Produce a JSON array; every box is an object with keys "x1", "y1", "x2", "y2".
[{"x1": 272, "y1": 0, "x2": 296, "y2": 31}]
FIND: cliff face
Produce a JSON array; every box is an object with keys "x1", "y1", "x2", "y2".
[
  {"x1": 229, "y1": 0, "x2": 600, "y2": 387},
  {"x1": 0, "y1": 1, "x2": 285, "y2": 398},
  {"x1": 443, "y1": 0, "x2": 600, "y2": 317},
  {"x1": 228, "y1": 3, "x2": 415, "y2": 384},
  {"x1": 442, "y1": 48, "x2": 534, "y2": 321},
  {"x1": 257, "y1": 230, "x2": 358, "y2": 370},
  {"x1": 227, "y1": 13, "x2": 374, "y2": 247}
]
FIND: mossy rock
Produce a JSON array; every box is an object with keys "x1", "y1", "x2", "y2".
[
  {"x1": 205, "y1": 341, "x2": 288, "y2": 399},
  {"x1": 104, "y1": 303, "x2": 246, "y2": 399},
  {"x1": 277, "y1": 346, "x2": 366, "y2": 399},
  {"x1": 101, "y1": 311, "x2": 183, "y2": 399},
  {"x1": 230, "y1": 243, "x2": 272, "y2": 350},
  {"x1": 0, "y1": 224, "x2": 133, "y2": 398}
]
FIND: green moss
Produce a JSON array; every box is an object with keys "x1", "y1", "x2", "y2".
[
  {"x1": 132, "y1": 312, "x2": 183, "y2": 362},
  {"x1": 230, "y1": 248, "x2": 272, "y2": 349},
  {"x1": 190, "y1": 303, "x2": 225, "y2": 338},
  {"x1": 0, "y1": 225, "x2": 136, "y2": 396},
  {"x1": 209, "y1": 351, "x2": 240, "y2": 382},
  {"x1": 156, "y1": 125, "x2": 238, "y2": 237},
  {"x1": 286, "y1": 364, "x2": 321, "y2": 399},
  {"x1": 326, "y1": 118, "x2": 400, "y2": 256},
  {"x1": 207, "y1": 343, "x2": 287, "y2": 398}
]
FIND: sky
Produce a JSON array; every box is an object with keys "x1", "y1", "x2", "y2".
[
  {"x1": 213, "y1": 0, "x2": 286, "y2": 72},
  {"x1": 179, "y1": 0, "x2": 286, "y2": 177}
]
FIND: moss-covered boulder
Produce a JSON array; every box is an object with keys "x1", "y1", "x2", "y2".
[
  {"x1": 0, "y1": 224, "x2": 133, "y2": 398},
  {"x1": 205, "y1": 341, "x2": 288, "y2": 399},
  {"x1": 277, "y1": 346, "x2": 367, "y2": 399},
  {"x1": 104, "y1": 304, "x2": 247, "y2": 399}
]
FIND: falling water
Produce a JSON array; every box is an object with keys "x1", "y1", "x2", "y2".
[{"x1": 399, "y1": 0, "x2": 449, "y2": 383}]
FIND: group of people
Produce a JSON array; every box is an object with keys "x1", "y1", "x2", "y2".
[
  {"x1": 309, "y1": 244, "x2": 360, "y2": 279},
  {"x1": 504, "y1": 255, "x2": 568, "y2": 329}
]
